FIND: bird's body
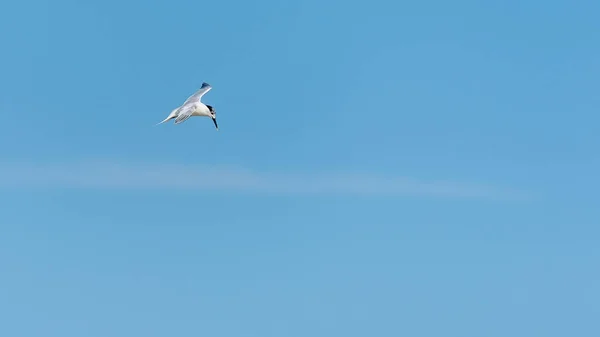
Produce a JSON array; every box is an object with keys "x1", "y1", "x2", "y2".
[
  {"x1": 160, "y1": 102, "x2": 211, "y2": 123},
  {"x1": 157, "y1": 82, "x2": 218, "y2": 130}
]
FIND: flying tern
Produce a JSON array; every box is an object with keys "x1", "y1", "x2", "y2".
[{"x1": 157, "y1": 82, "x2": 218, "y2": 130}]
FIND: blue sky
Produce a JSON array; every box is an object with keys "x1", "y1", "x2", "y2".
[{"x1": 1, "y1": 0, "x2": 599, "y2": 336}]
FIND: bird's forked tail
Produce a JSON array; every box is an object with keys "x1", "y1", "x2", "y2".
[{"x1": 155, "y1": 108, "x2": 178, "y2": 126}]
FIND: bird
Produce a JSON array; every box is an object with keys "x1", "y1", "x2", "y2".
[{"x1": 157, "y1": 82, "x2": 218, "y2": 130}]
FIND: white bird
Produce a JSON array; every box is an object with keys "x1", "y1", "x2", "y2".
[{"x1": 157, "y1": 82, "x2": 218, "y2": 130}]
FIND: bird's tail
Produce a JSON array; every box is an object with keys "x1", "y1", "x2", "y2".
[
  {"x1": 156, "y1": 116, "x2": 173, "y2": 125},
  {"x1": 155, "y1": 108, "x2": 178, "y2": 126}
]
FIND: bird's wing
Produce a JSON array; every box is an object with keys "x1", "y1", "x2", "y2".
[
  {"x1": 183, "y1": 82, "x2": 212, "y2": 104},
  {"x1": 174, "y1": 104, "x2": 195, "y2": 124}
]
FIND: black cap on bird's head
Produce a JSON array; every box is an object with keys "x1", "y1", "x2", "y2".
[{"x1": 207, "y1": 104, "x2": 218, "y2": 130}]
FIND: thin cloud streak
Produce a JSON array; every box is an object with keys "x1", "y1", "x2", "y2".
[{"x1": 0, "y1": 160, "x2": 527, "y2": 199}]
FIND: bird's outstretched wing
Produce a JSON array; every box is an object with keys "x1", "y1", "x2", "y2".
[
  {"x1": 183, "y1": 82, "x2": 212, "y2": 105},
  {"x1": 174, "y1": 104, "x2": 195, "y2": 124}
]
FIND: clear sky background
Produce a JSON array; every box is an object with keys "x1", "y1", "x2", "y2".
[{"x1": 1, "y1": 0, "x2": 599, "y2": 336}]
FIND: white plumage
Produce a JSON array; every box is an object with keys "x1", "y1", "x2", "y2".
[{"x1": 157, "y1": 82, "x2": 218, "y2": 130}]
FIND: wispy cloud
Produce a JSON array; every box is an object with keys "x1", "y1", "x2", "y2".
[{"x1": 0, "y1": 160, "x2": 527, "y2": 200}]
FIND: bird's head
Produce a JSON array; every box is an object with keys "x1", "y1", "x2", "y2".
[{"x1": 207, "y1": 104, "x2": 218, "y2": 130}]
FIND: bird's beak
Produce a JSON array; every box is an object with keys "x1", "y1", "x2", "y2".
[{"x1": 212, "y1": 116, "x2": 219, "y2": 130}]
